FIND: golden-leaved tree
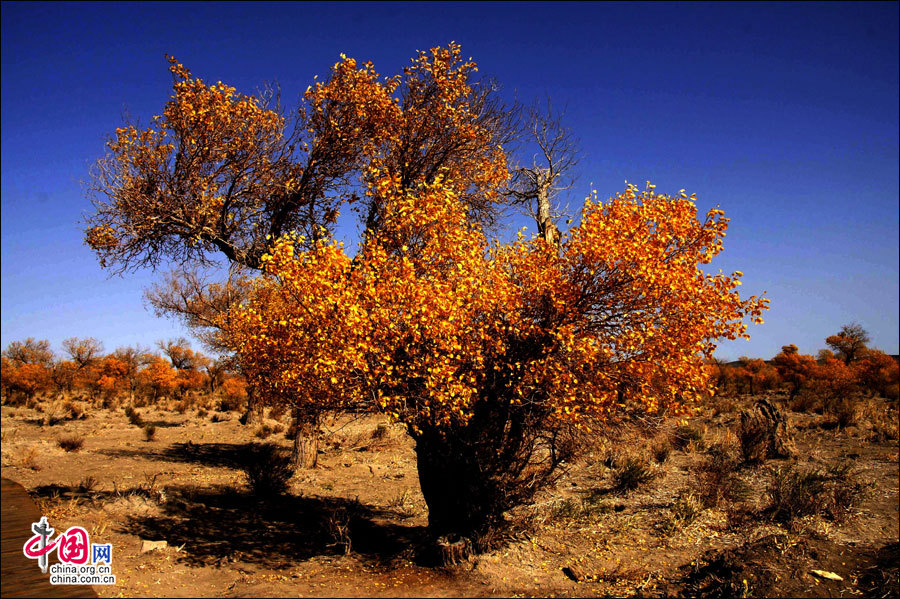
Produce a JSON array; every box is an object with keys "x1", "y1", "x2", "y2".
[{"x1": 85, "y1": 45, "x2": 768, "y2": 542}]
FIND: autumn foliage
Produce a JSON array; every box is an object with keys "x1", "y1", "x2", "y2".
[{"x1": 77, "y1": 44, "x2": 776, "y2": 542}]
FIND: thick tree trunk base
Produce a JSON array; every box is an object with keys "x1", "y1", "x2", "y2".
[
  {"x1": 291, "y1": 412, "x2": 319, "y2": 469},
  {"x1": 437, "y1": 535, "x2": 473, "y2": 567}
]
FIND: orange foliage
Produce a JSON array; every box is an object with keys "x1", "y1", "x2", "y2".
[
  {"x1": 853, "y1": 349, "x2": 900, "y2": 397},
  {"x1": 138, "y1": 357, "x2": 178, "y2": 401},
  {"x1": 7, "y1": 363, "x2": 53, "y2": 399},
  {"x1": 772, "y1": 350, "x2": 818, "y2": 399},
  {"x1": 219, "y1": 375, "x2": 247, "y2": 403},
  {"x1": 229, "y1": 177, "x2": 768, "y2": 432},
  {"x1": 812, "y1": 358, "x2": 858, "y2": 400}
]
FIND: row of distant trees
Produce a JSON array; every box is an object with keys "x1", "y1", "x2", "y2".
[
  {"x1": 710, "y1": 324, "x2": 899, "y2": 401},
  {"x1": 0, "y1": 336, "x2": 247, "y2": 405}
]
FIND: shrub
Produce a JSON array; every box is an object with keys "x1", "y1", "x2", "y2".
[
  {"x1": 660, "y1": 491, "x2": 703, "y2": 534},
  {"x1": 825, "y1": 397, "x2": 858, "y2": 429},
  {"x1": 239, "y1": 442, "x2": 293, "y2": 497},
  {"x1": 77, "y1": 476, "x2": 98, "y2": 493},
  {"x1": 767, "y1": 464, "x2": 865, "y2": 523},
  {"x1": 651, "y1": 439, "x2": 671, "y2": 464},
  {"x1": 694, "y1": 444, "x2": 750, "y2": 508},
  {"x1": 255, "y1": 424, "x2": 274, "y2": 439},
  {"x1": 613, "y1": 455, "x2": 656, "y2": 493},
  {"x1": 58, "y1": 434, "x2": 85, "y2": 452},
  {"x1": 143, "y1": 424, "x2": 157, "y2": 441},
  {"x1": 672, "y1": 424, "x2": 704, "y2": 451},
  {"x1": 124, "y1": 406, "x2": 143, "y2": 426}
]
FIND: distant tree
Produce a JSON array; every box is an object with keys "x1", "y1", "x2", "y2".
[
  {"x1": 3, "y1": 338, "x2": 54, "y2": 367},
  {"x1": 817, "y1": 349, "x2": 836, "y2": 362},
  {"x1": 825, "y1": 323, "x2": 870, "y2": 365},
  {"x1": 852, "y1": 349, "x2": 900, "y2": 397},
  {"x1": 772, "y1": 349, "x2": 818, "y2": 401},
  {"x1": 62, "y1": 337, "x2": 104, "y2": 370},
  {"x1": 138, "y1": 356, "x2": 178, "y2": 402},
  {"x1": 51, "y1": 360, "x2": 78, "y2": 394}
]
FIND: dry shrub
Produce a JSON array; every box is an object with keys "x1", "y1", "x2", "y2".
[
  {"x1": 325, "y1": 505, "x2": 358, "y2": 554},
  {"x1": 824, "y1": 397, "x2": 859, "y2": 429},
  {"x1": 239, "y1": 442, "x2": 293, "y2": 497},
  {"x1": 63, "y1": 400, "x2": 84, "y2": 420},
  {"x1": 659, "y1": 491, "x2": 704, "y2": 535},
  {"x1": 885, "y1": 383, "x2": 899, "y2": 401},
  {"x1": 767, "y1": 463, "x2": 865, "y2": 523},
  {"x1": 868, "y1": 403, "x2": 899, "y2": 442},
  {"x1": 694, "y1": 444, "x2": 750, "y2": 508},
  {"x1": 788, "y1": 388, "x2": 820, "y2": 413},
  {"x1": 651, "y1": 439, "x2": 671, "y2": 464},
  {"x1": 255, "y1": 424, "x2": 274, "y2": 439},
  {"x1": 197, "y1": 407, "x2": 208, "y2": 418},
  {"x1": 613, "y1": 455, "x2": 656, "y2": 493},
  {"x1": 58, "y1": 434, "x2": 85, "y2": 452},
  {"x1": 143, "y1": 424, "x2": 157, "y2": 441},
  {"x1": 22, "y1": 446, "x2": 41, "y2": 470},
  {"x1": 124, "y1": 406, "x2": 143, "y2": 426},
  {"x1": 672, "y1": 424, "x2": 705, "y2": 451},
  {"x1": 77, "y1": 476, "x2": 98, "y2": 493}
]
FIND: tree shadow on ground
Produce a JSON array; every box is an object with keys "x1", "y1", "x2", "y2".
[
  {"x1": 125, "y1": 483, "x2": 427, "y2": 568},
  {"x1": 97, "y1": 441, "x2": 248, "y2": 469}
]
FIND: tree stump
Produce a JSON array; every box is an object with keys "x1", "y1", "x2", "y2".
[
  {"x1": 738, "y1": 398, "x2": 793, "y2": 463},
  {"x1": 437, "y1": 535, "x2": 473, "y2": 567}
]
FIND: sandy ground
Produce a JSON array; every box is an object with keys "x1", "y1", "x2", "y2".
[{"x1": 2, "y1": 393, "x2": 897, "y2": 598}]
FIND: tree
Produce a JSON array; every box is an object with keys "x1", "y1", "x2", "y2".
[
  {"x1": 825, "y1": 323, "x2": 870, "y2": 365},
  {"x1": 138, "y1": 356, "x2": 178, "y2": 402},
  {"x1": 504, "y1": 100, "x2": 579, "y2": 245},
  {"x1": 62, "y1": 337, "x2": 104, "y2": 370},
  {"x1": 772, "y1": 348, "x2": 818, "y2": 401},
  {"x1": 852, "y1": 349, "x2": 900, "y2": 397},
  {"x1": 3, "y1": 338, "x2": 54, "y2": 367},
  {"x1": 86, "y1": 46, "x2": 768, "y2": 544}
]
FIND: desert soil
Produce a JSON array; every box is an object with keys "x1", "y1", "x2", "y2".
[{"x1": 1, "y1": 395, "x2": 897, "y2": 598}]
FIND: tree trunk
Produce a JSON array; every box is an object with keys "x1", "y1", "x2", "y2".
[
  {"x1": 290, "y1": 408, "x2": 319, "y2": 469},
  {"x1": 242, "y1": 386, "x2": 262, "y2": 425}
]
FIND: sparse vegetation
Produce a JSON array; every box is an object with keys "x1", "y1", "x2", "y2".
[
  {"x1": 612, "y1": 455, "x2": 656, "y2": 493},
  {"x1": 57, "y1": 434, "x2": 85, "y2": 452},
  {"x1": 239, "y1": 442, "x2": 293, "y2": 497}
]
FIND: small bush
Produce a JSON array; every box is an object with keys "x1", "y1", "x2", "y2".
[
  {"x1": 613, "y1": 455, "x2": 656, "y2": 493},
  {"x1": 659, "y1": 491, "x2": 703, "y2": 534},
  {"x1": 672, "y1": 424, "x2": 705, "y2": 451},
  {"x1": 825, "y1": 397, "x2": 858, "y2": 429},
  {"x1": 767, "y1": 464, "x2": 865, "y2": 523},
  {"x1": 197, "y1": 407, "x2": 208, "y2": 418},
  {"x1": 124, "y1": 406, "x2": 143, "y2": 426},
  {"x1": 255, "y1": 424, "x2": 274, "y2": 439},
  {"x1": 788, "y1": 388, "x2": 820, "y2": 413},
  {"x1": 58, "y1": 434, "x2": 85, "y2": 452},
  {"x1": 77, "y1": 476, "x2": 97, "y2": 493},
  {"x1": 240, "y1": 442, "x2": 293, "y2": 497},
  {"x1": 22, "y1": 447, "x2": 41, "y2": 470},
  {"x1": 694, "y1": 444, "x2": 750, "y2": 508},
  {"x1": 651, "y1": 439, "x2": 671, "y2": 464},
  {"x1": 143, "y1": 424, "x2": 157, "y2": 441}
]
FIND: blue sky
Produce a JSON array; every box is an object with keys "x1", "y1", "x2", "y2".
[{"x1": 2, "y1": 1, "x2": 898, "y2": 360}]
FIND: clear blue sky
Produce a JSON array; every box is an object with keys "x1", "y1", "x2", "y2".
[{"x1": 2, "y1": 1, "x2": 898, "y2": 361}]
